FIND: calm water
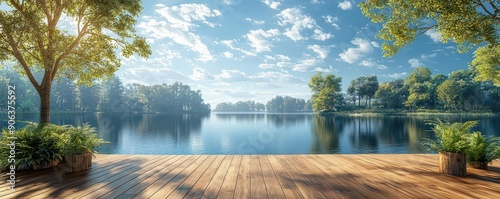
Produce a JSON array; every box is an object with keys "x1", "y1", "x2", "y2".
[{"x1": 4, "y1": 113, "x2": 500, "y2": 154}]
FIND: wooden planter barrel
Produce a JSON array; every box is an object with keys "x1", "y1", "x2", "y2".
[
  {"x1": 32, "y1": 159, "x2": 60, "y2": 170},
  {"x1": 439, "y1": 152, "x2": 466, "y2": 176},
  {"x1": 66, "y1": 152, "x2": 93, "y2": 172},
  {"x1": 468, "y1": 162, "x2": 488, "y2": 170}
]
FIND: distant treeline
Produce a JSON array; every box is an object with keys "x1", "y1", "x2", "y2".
[
  {"x1": 0, "y1": 68, "x2": 210, "y2": 113},
  {"x1": 214, "y1": 95, "x2": 313, "y2": 112},
  {"x1": 309, "y1": 67, "x2": 500, "y2": 112}
]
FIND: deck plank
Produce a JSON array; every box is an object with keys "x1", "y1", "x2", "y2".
[
  {"x1": 258, "y1": 155, "x2": 286, "y2": 199},
  {"x1": 199, "y1": 155, "x2": 233, "y2": 199},
  {"x1": 217, "y1": 155, "x2": 242, "y2": 199},
  {"x1": 1, "y1": 154, "x2": 500, "y2": 199},
  {"x1": 166, "y1": 155, "x2": 218, "y2": 199},
  {"x1": 267, "y1": 155, "x2": 304, "y2": 199},
  {"x1": 234, "y1": 155, "x2": 251, "y2": 199}
]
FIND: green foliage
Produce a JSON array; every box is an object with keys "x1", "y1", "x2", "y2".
[
  {"x1": 348, "y1": 76, "x2": 379, "y2": 107},
  {"x1": 308, "y1": 73, "x2": 343, "y2": 112},
  {"x1": 359, "y1": 0, "x2": 499, "y2": 84},
  {"x1": 437, "y1": 79, "x2": 461, "y2": 110},
  {"x1": 375, "y1": 79, "x2": 407, "y2": 109},
  {"x1": 466, "y1": 132, "x2": 500, "y2": 164},
  {"x1": 57, "y1": 124, "x2": 109, "y2": 156},
  {"x1": 0, "y1": 123, "x2": 108, "y2": 170},
  {"x1": 214, "y1": 101, "x2": 266, "y2": 112},
  {"x1": 422, "y1": 119, "x2": 477, "y2": 153},
  {"x1": 0, "y1": 123, "x2": 64, "y2": 170},
  {"x1": 267, "y1": 96, "x2": 307, "y2": 112},
  {"x1": 0, "y1": 0, "x2": 151, "y2": 123},
  {"x1": 470, "y1": 44, "x2": 500, "y2": 86}
]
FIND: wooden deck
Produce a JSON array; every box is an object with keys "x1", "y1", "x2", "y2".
[{"x1": 2, "y1": 154, "x2": 500, "y2": 198}]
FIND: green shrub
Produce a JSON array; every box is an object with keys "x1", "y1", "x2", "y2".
[
  {"x1": 466, "y1": 132, "x2": 500, "y2": 164},
  {"x1": 58, "y1": 124, "x2": 109, "y2": 156},
  {"x1": 0, "y1": 123, "x2": 63, "y2": 170},
  {"x1": 422, "y1": 119, "x2": 477, "y2": 154},
  {"x1": 1, "y1": 123, "x2": 109, "y2": 170}
]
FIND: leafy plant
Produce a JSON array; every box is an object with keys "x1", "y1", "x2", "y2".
[
  {"x1": 466, "y1": 132, "x2": 500, "y2": 164},
  {"x1": 58, "y1": 124, "x2": 109, "y2": 156},
  {"x1": 0, "y1": 123, "x2": 63, "y2": 170},
  {"x1": 422, "y1": 119, "x2": 477, "y2": 153}
]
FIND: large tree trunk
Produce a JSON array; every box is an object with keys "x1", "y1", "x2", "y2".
[{"x1": 39, "y1": 87, "x2": 51, "y2": 125}]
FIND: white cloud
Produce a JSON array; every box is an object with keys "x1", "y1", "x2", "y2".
[
  {"x1": 425, "y1": 29, "x2": 441, "y2": 43},
  {"x1": 246, "y1": 29, "x2": 280, "y2": 52},
  {"x1": 259, "y1": 63, "x2": 276, "y2": 69},
  {"x1": 359, "y1": 58, "x2": 388, "y2": 70},
  {"x1": 377, "y1": 65, "x2": 388, "y2": 70},
  {"x1": 214, "y1": 70, "x2": 249, "y2": 82},
  {"x1": 262, "y1": 0, "x2": 281, "y2": 10},
  {"x1": 223, "y1": 51, "x2": 233, "y2": 58},
  {"x1": 386, "y1": 72, "x2": 408, "y2": 79},
  {"x1": 219, "y1": 39, "x2": 256, "y2": 57},
  {"x1": 420, "y1": 53, "x2": 437, "y2": 60},
  {"x1": 312, "y1": 29, "x2": 332, "y2": 41},
  {"x1": 314, "y1": 65, "x2": 336, "y2": 73},
  {"x1": 308, "y1": 45, "x2": 329, "y2": 59},
  {"x1": 119, "y1": 67, "x2": 188, "y2": 85},
  {"x1": 293, "y1": 58, "x2": 319, "y2": 72},
  {"x1": 338, "y1": 1, "x2": 353, "y2": 10},
  {"x1": 251, "y1": 71, "x2": 304, "y2": 83},
  {"x1": 213, "y1": 89, "x2": 256, "y2": 98},
  {"x1": 311, "y1": 0, "x2": 325, "y2": 4},
  {"x1": 339, "y1": 38, "x2": 375, "y2": 64},
  {"x1": 138, "y1": 4, "x2": 221, "y2": 61},
  {"x1": 278, "y1": 8, "x2": 331, "y2": 41},
  {"x1": 190, "y1": 67, "x2": 213, "y2": 81},
  {"x1": 359, "y1": 59, "x2": 375, "y2": 67},
  {"x1": 260, "y1": 54, "x2": 291, "y2": 69},
  {"x1": 323, "y1": 15, "x2": 341, "y2": 30},
  {"x1": 371, "y1": 41, "x2": 380, "y2": 48},
  {"x1": 245, "y1": 18, "x2": 265, "y2": 25},
  {"x1": 408, "y1": 58, "x2": 424, "y2": 68}
]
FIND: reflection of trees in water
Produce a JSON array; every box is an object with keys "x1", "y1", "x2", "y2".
[
  {"x1": 405, "y1": 117, "x2": 433, "y2": 152},
  {"x1": 310, "y1": 115, "x2": 345, "y2": 153},
  {"x1": 348, "y1": 117, "x2": 381, "y2": 153},
  {"x1": 214, "y1": 113, "x2": 265, "y2": 123},
  {"x1": 95, "y1": 113, "x2": 126, "y2": 152},
  {"x1": 133, "y1": 113, "x2": 208, "y2": 141},
  {"x1": 266, "y1": 114, "x2": 309, "y2": 127},
  {"x1": 378, "y1": 116, "x2": 408, "y2": 145}
]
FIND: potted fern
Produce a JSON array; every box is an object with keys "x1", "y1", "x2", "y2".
[
  {"x1": 58, "y1": 124, "x2": 109, "y2": 172},
  {"x1": 422, "y1": 119, "x2": 476, "y2": 176},
  {"x1": 465, "y1": 132, "x2": 500, "y2": 169},
  {"x1": 0, "y1": 123, "x2": 63, "y2": 170}
]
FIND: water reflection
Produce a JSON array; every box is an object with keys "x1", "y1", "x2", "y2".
[
  {"x1": 214, "y1": 113, "x2": 265, "y2": 123},
  {"x1": 310, "y1": 115, "x2": 344, "y2": 153},
  {"x1": 266, "y1": 113, "x2": 310, "y2": 127},
  {"x1": 2, "y1": 113, "x2": 500, "y2": 154}
]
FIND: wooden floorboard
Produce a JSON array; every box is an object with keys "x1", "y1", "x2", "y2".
[{"x1": 2, "y1": 154, "x2": 500, "y2": 199}]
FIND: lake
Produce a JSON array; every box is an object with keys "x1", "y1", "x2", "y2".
[{"x1": 4, "y1": 113, "x2": 500, "y2": 154}]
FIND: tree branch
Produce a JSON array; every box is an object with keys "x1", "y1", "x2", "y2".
[{"x1": 4, "y1": 32, "x2": 41, "y2": 92}]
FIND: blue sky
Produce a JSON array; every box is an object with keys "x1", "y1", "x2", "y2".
[{"x1": 96, "y1": 1, "x2": 473, "y2": 105}]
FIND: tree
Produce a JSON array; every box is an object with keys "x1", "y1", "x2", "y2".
[
  {"x1": 347, "y1": 77, "x2": 363, "y2": 107},
  {"x1": 98, "y1": 75, "x2": 125, "y2": 112},
  {"x1": 404, "y1": 67, "x2": 433, "y2": 110},
  {"x1": 51, "y1": 77, "x2": 77, "y2": 111},
  {"x1": 0, "y1": 1, "x2": 151, "y2": 124},
  {"x1": 437, "y1": 79, "x2": 462, "y2": 110},
  {"x1": 348, "y1": 76, "x2": 379, "y2": 108},
  {"x1": 308, "y1": 73, "x2": 342, "y2": 112},
  {"x1": 359, "y1": 0, "x2": 499, "y2": 85},
  {"x1": 375, "y1": 79, "x2": 407, "y2": 109},
  {"x1": 361, "y1": 75, "x2": 379, "y2": 108},
  {"x1": 78, "y1": 83, "x2": 99, "y2": 112}
]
